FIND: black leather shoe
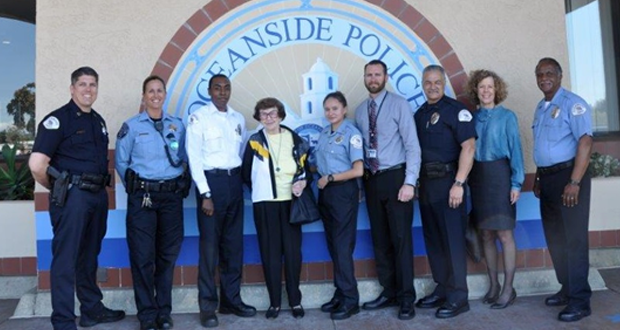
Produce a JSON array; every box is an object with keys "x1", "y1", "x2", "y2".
[
  {"x1": 140, "y1": 320, "x2": 158, "y2": 330},
  {"x1": 415, "y1": 294, "x2": 446, "y2": 309},
  {"x1": 398, "y1": 301, "x2": 415, "y2": 320},
  {"x1": 435, "y1": 302, "x2": 470, "y2": 319},
  {"x1": 79, "y1": 307, "x2": 126, "y2": 327},
  {"x1": 265, "y1": 306, "x2": 280, "y2": 319},
  {"x1": 292, "y1": 305, "x2": 305, "y2": 319},
  {"x1": 219, "y1": 302, "x2": 257, "y2": 317},
  {"x1": 545, "y1": 292, "x2": 569, "y2": 307},
  {"x1": 362, "y1": 296, "x2": 398, "y2": 310},
  {"x1": 491, "y1": 289, "x2": 517, "y2": 310},
  {"x1": 558, "y1": 306, "x2": 591, "y2": 322},
  {"x1": 200, "y1": 311, "x2": 218, "y2": 328},
  {"x1": 482, "y1": 286, "x2": 501, "y2": 304},
  {"x1": 330, "y1": 304, "x2": 359, "y2": 320},
  {"x1": 156, "y1": 315, "x2": 174, "y2": 329},
  {"x1": 321, "y1": 298, "x2": 341, "y2": 313}
]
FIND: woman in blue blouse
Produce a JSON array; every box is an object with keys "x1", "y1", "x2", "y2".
[{"x1": 465, "y1": 70, "x2": 524, "y2": 309}]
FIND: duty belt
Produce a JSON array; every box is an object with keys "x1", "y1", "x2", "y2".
[
  {"x1": 420, "y1": 162, "x2": 457, "y2": 179},
  {"x1": 137, "y1": 177, "x2": 180, "y2": 193},
  {"x1": 70, "y1": 173, "x2": 110, "y2": 192},
  {"x1": 537, "y1": 159, "x2": 574, "y2": 176}
]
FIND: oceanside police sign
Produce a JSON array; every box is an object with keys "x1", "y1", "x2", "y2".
[{"x1": 165, "y1": 0, "x2": 456, "y2": 125}]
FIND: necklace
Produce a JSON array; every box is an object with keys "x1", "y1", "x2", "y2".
[{"x1": 266, "y1": 129, "x2": 283, "y2": 172}]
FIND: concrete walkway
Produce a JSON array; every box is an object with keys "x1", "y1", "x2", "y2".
[
  {"x1": 1, "y1": 289, "x2": 620, "y2": 330},
  {"x1": 1, "y1": 267, "x2": 619, "y2": 330}
]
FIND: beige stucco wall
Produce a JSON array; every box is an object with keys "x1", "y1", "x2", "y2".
[
  {"x1": 35, "y1": 0, "x2": 568, "y2": 177},
  {"x1": 0, "y1": 201, "x2": 36, "y2": 257}
]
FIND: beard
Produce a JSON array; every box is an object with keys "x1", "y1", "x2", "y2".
[{"x1": 365, "y1": 80, "x2": 387, "y2": 94}]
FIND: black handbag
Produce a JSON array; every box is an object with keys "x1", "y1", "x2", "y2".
[{"x1": 289, "y1": 185, "x2": 320, "y2": 225}]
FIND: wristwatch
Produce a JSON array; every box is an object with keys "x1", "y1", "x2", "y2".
[
  {"x1": 569, "y1": 179, "x2": 581, "y2": 186},
  {"x1": 201, "y1": 191, "x2": 212, "y2": 199},
  {"x1": 454, "y1": 179, "x2": 465, "y2": 187},
  {"x1": 327, "y1": 174, "x2": 335, "y2": 183}
]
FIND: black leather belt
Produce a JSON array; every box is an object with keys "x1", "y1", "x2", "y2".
[
  {"x1": 205, "y1": 166, "x2": 241, "y2": 176},
  {"x1": 366, "y1": 163, "x2": 405, "y2": 177},
  {"x1": 137, "y1": 177, "x2": 179, "y2": 193},
  {"x1": 538, "y1": 159, "x2": 574, "y2": 176}
]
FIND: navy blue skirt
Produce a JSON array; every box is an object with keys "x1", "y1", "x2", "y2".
[{"x1": 469, "y1": 159, "x2": 516, "y2": 230}]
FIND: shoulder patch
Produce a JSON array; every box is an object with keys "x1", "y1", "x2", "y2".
[
  {"x1": 350, "y1": 134, "x2": 363, "y2": 149},
  {"x1": 43, "y1": 116, "x2": 60, "y2": 130},
  {"x1": 117, "y1": 123, "x2": 129, "y2": 139},
  {"x1": 188, "y1": 114, "x2": 199, "y2": 125},
  {"x1": 458, "y1": 109, "x2": 473, "y2": 122},
  {"x1": 571, "y1": 103, "x2": 587, "y2": 116}
]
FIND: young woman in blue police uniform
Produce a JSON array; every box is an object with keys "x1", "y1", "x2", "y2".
[
  {"x1": 115, "y1": 75, "x2": 187, "y2": 330},
  {"x1": 29, "y1": 67, "x2": 125, "y2": 330},
  {"x1": 314, "y1": 91, "x2": 364, "y2": 320}
]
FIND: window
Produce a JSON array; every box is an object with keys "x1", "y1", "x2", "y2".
[
  {"x1": 565, "y1": 0, "x2": 620, "y2": 134},
  {"x1": 0, "y1": 17, "x2": 35, "y2": 151},
  {"x1": 308, "y1": 77, "x2": 313, "y2": 91}
]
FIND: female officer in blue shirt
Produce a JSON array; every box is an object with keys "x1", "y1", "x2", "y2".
[
  {"x1": 465, "y1": 70, "x2": 524, "y2": 310},
  {"x1": 314, "y1": 91, "x2": 364, "y2": 320},
  {"x1": 115, "y1": 75, "x2": 188, "y2": 330}
]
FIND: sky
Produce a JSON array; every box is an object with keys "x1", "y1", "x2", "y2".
[{"x1": 0, "y1": 18, "x2": 35, "y2": 131}]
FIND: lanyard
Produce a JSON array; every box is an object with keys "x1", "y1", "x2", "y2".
[{"x1": 367, "y1": 91, "x2": 389, "y2": 120}]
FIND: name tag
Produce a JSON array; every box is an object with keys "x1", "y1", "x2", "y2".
[{"x1": 367, "y1": 149, "x2": 377, "y2": 158}]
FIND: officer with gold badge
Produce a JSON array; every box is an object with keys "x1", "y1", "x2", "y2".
[{"x1": 115, "y1": 75, "x2": 189, "y2": 330}]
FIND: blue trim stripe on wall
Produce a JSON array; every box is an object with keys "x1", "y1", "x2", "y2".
[{"x1": 36, "y1": 191, "x2": 546, "y2": 270}]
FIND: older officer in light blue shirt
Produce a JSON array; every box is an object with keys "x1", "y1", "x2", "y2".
[
  {"x1": 314, "y1": 91, "x2": 364, "y2": 320},
  {"x1": 532, "y1": 57, "x2": 593, "y2": 323},
  {"x1": 115, "y1": 75, "x2": 187, "y2": 330}
]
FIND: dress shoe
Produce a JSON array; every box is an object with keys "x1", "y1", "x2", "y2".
[
  {"x1": 330, "y1": 304, "x2": 359, "y2": 320},
  {"x1": 491, "y1": 289, "x2": 517, "y2": 309},
  {"x1": 140, "y1": 320, "x2": 158, "y2": 330},
  {"x1": 435, "y1": 302, "x2": 470, "y2": 319},
  {"x1": 558, "y1": 306, "x2": 591, "y2": 322},
  {"x1": 156, "y1": 315, "x2": 174, "y2": 329},
  {"x1": 398, "y1": 301, "x2": 415, "y2": 320},
  {"x1": 482, "y1": 286, "x2": 501, "y2": 304},
  {"x1": 321, "y1": 298, "x2": 341, "y2": 313},
  {"x1": 362, "y1": 296, "x2": 398, "y2": 310},
  {"x1": 415, "y1": 294, "x2": 446, "y2": 309},
  {"x1": 292, "y1": 305, "x2": 305, "y2": 319},
  {"x1": 265, "y1": 306, "x2": 280, "y2": 319},
  {"x1": 79, "y1": 306, "x2": 126, "y2": 327},
  {"x1": 199, "y1": 311, "x2": 218, "y2": 328},
  {"x1": 545, "y1": 292, "x2": 569, "y2": 306},
  {"x1": 219, "y1": 302, "x2": 257, "y2": 317}
]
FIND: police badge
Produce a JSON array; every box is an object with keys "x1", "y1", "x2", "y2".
[
  {"x1": 551, "y1": 107, "x2": 560, "y2": 119},
  {"x1": 236, "y1": 124, "x2": 242, "y2": 136},
  {"x1": 430, "y1": 112, "x2": 440, "y2": 125}
]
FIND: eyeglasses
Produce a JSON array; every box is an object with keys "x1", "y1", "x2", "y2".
[{"x1": 259, "y1": 111, "x2": 279, "y2": 119}]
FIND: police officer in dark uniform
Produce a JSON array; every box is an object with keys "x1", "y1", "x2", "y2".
[
  {"x1": 532, "y1": 57, "x2": 593, "y2": 322},
  {"x1": 115, "y1": 75, "x2": 189, "y2": 330},
  {"x1": 29, "y1": 67, "x2": 125, "y2": 330},
  {"x1": 315, "y1": 91, "x2": 364, "y2": 320},
  {"x1": 413, "y1": 65, "x2": 476, "y2": 319}
]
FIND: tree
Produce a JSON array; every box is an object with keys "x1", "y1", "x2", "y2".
[{"x1": 6, "y1": 82, "x2": 35, "y2": 136}]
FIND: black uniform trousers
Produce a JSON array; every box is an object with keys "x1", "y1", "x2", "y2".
[
  {"x1": 539, "y1": 166, "x2": 592, "y2": 309},
  {"x1": 319, "y1": 179, "x2": 360, "y2": 305},
  {"x1": 418, "y1": 175, "x2": 468, "y2": 305},
  {"x1": 126, "y1": 191, "x2": 184, "y2": 323},
  {"x1": 363, "y1": 167, "x2": 415, "y2": 302},
  {"x1": 49, "y1": 187, "x2": 108, "y2": 330},
  {"x1": 196, "y1": 171, "x2": 244, "y2": 313},
  {"x1": 253, "y1": 201, "x2": 302, "y2": 307}
]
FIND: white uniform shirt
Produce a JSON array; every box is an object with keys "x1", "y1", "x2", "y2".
[{"x1": 185, "y1": 103, "x2": 246, "y2": 194}]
